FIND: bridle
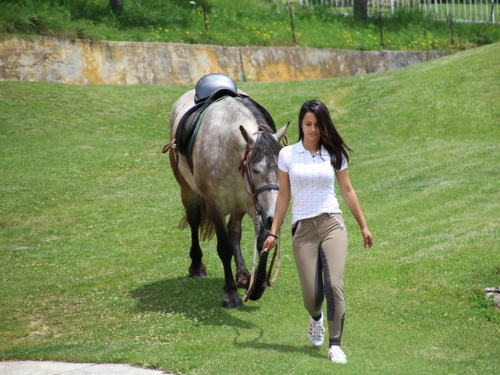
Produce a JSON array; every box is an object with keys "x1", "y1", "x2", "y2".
[
  {"x1": 238, "y1": 131, "x2": 280, "y2": 215},
  {"x1": 238, "y1": 130, "x2": 282, "y2": 302}
]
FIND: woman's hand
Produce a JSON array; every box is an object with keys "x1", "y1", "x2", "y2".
[
  {"x1": 262, "y1": 235, "x2": 278, "y2": 253},
  {"x1": 362, "y1": 227, "x2": 373, "y2": 249}
]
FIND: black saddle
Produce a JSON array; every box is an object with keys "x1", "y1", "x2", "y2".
[
  {"x1": 194, "y1": 73, "x2": 238, "y2": 104},
  {"x1": 175, "y1": 88, "x2": 276, "y2": 157}
]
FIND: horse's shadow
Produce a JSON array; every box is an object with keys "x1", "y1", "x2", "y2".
[
  {"x1": 129, "y1": 276, "x2": 258, "y2": 329},
  {"x1": 130, "y1": 276, "x2": 324, "y2": 359}
]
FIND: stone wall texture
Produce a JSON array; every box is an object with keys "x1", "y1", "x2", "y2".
[{"x1": 0, "y1": 36, "x2": 449, "y2": 85}]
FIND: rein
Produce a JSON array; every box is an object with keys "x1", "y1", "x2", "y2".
[{"x1": 239, "y1": 130, "x2": 282, "y2": 302}]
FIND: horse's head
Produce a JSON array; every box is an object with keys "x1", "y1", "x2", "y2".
[{"x1": 239, "y1": 123, "x2": 289, "y2": 230}]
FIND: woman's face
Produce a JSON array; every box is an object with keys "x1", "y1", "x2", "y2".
[{"x1": 301, "y1": 111, "x2": 320, "y2": 144}]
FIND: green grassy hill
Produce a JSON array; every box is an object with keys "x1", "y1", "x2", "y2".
[{"x1": 0, "y1": 43, "x2": 499, "y2": 374}]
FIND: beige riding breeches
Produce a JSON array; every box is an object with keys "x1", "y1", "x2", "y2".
[{"x1": 292, "y1": 212, "x2": 348, "y2": 342}]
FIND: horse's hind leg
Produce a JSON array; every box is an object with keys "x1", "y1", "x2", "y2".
[
  {"x1": 227, "y1": 211, "x2": 250, "y2": 288},
  {"x1": 170, "y1": 152, "x2": 206, "y2": 278},
  {"x1": 185, "y1": 199, "x2": 206, "y2": 278}
]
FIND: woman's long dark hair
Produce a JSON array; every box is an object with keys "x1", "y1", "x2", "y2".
[{"x1": 298, "y1": 99, "x2": 352, "y2": 171}]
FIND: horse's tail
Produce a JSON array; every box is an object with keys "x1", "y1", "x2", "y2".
[
  {"x1": 198, "y1": 198, "x2": 215, "y2": 241},
  {"x1": 177, "y1": 197, "x2": 215, "y2": 242}
]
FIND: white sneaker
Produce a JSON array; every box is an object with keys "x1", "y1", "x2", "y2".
[
  {"x1": 328, "y1": 345, "x2": 347, "y2": 364},
  {"x1": 308, "y1": 313, "x2": 324, "y2": 348}
]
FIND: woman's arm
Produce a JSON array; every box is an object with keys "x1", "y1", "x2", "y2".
[
  {"x1": 263, "y1": 169, "x2": 291, "y2": 252},
  {"x1": 336, "y1": 168, "x2": 373, "y2": 249}
]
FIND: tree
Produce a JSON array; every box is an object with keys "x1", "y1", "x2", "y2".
[
  {"x1": 353, "y1": 0, "x2": 368, "y2": 21},
  {"x1": 110, "y1": 0, "x2": 124, "y2": 14}
]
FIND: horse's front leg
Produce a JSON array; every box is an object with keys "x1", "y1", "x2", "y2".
[
  {"x1": 209, "y1": 208, "x2": 242, "y2": 308},
  {"x1": 248, "y1": 216, "x2": 270, "y2": 301},
  {"x1": 227, "y1": 211, "x2": 250, "y2": 289}
]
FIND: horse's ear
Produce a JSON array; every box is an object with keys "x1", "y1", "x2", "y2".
[
  {"x1": 239, "y1": 125, "x2": 256, "y2": 147},
  {"x1": 274, "y1": 121, "x2": 290, "y2": 144}
]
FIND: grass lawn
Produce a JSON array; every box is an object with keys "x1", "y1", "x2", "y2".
[{"x1": 1, "y1": 43, "x2": 499, "y2": 374}]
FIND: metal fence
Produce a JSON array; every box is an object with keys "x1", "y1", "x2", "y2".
[{"x1": 296, "y1": 0, "x2": 500, "y2": 24}]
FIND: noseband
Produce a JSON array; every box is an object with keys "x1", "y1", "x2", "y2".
[{"x1": 238, "y1": 131, "x2": 279, "y2": 215}]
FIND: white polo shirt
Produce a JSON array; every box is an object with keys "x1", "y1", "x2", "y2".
[{"x1": 278, "y1": 140, "x2": 347, "y2": 225}]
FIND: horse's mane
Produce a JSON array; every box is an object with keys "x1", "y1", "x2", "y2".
[
  {"x1": 241, "y1": 98, "x2": 276, "y2": 131},
  {"x1": 243, "y1": 101, "x2": 281, "y2": 164},
  {"x1": 249, "y1": 131, "x2": 281, "y2": 166},
  {"x1": 225, "y1": 97, "x2": 281, "y2": 164}
]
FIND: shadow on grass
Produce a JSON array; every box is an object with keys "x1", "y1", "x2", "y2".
[
  {"x1": 130, "y1": 276, "x2": 324, "y2": 359},
  {"x1": 129, "y1": 276, "x2": 260, "y2": 329},
  {"x1": 233, "y1": 329, "x2": 325, "y2": 359}
]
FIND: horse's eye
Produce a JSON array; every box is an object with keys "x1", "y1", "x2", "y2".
[{"x1": 252, "y1": 169, "x2": 260, "y2": 174}]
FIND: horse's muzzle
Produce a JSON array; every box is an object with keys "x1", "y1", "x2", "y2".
[{"x1": 264, "y1": 215, "x2": 273, "y2": 230}]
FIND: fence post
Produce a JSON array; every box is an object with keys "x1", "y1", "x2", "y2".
[
  {"x1": 449, "y1": 13, "x2": 454, "y2": 45},
  {"x1": 202, "y1": 3, "x2": 208, "y2": 31},
  {"x1": 491, "y1": 0, "x2": 496, "y2": 24},
  {"x1": 289, "y1": 6, "x2": 297, "y2": 44},
  {"x1": 379, "y1": 12, "x2": 385, "y2": 49}
]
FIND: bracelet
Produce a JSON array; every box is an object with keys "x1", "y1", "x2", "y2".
[{"x1": 268, "y1": 233, "x2": 279, "y2": 239}]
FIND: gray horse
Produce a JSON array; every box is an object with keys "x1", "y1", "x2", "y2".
[{"x1": 168, "y1": 89, "x2": 288, "y2": 308}]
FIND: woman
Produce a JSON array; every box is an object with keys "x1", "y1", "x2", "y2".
[{"x1": 263, "y1": 99, "x2": 373, "y2": 364}]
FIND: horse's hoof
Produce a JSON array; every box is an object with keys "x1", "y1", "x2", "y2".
[
  {"x1": 222, "y1": 290, "x2": 242, "y2": 308},
  {"x1": 248, "y1": 289, "x2": 264, "y2": 301},
  {"x1": 189, "y1": 263, "x2": 207, "y2": 278},
  {"x1": 248, "y1": 279, "x2": 266, "y2": 301},
  {"x1": 191, "y1": 273, "x2": 207, "y2": 278},
  {"x1": 236, "y1": 270, "x2": 250, "y2": 289}
]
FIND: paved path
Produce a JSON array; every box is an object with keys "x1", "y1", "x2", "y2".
[{"x1": 0, "y1": 361, "x2": 173, "y2": 375}]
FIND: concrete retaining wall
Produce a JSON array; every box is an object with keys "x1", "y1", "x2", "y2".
[{"x1": 0, "y1": 36, "x2": 449, "y2": 85}]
